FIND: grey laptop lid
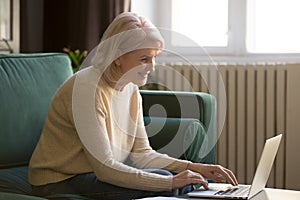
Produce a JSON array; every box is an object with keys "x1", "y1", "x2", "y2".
[
  {"x1": 187, "y1": 134, "x2": 282, "y2": 199},
  {"x1": 248, "y1": 134, "x2": 282, "y2": 198}
]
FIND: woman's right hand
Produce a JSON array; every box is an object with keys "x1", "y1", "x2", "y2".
[{"x1": 172, "y1": 170, "x2": 209, "y2": 190}]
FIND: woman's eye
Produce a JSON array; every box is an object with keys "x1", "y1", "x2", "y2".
[{"x1": 140, "y1": 57, "x2": 149, "y2": 62}]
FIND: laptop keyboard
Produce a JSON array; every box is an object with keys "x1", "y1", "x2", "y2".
[{"x1": 214, "y1": 186, "x2": 250, "y2": 196}]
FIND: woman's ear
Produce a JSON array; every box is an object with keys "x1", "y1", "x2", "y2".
[{"x1": 114, "y1": 58, "x2": 121, "y2": 67}]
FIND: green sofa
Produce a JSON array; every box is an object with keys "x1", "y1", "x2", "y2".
[{"x1": 0, "y1": 53, "x2": 216, "y2": 199}]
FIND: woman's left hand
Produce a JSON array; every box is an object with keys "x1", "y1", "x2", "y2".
[{"x1": 187, "y1": 163, "x2": 238, "y2": 186}]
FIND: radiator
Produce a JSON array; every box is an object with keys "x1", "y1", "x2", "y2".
[{"x1": 147, "y1": 62, "x2": 292, "y2": 189}]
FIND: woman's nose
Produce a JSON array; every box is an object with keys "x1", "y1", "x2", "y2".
[{"x1": 148, "y1": 58, "x2": 156, "y2": 72}]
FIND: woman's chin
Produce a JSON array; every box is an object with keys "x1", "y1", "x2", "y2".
[{"x1": 133, "y1": 78, "x2": 148, "y2": 87}]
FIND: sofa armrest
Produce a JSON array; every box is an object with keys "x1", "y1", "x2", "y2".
[
  {"x1": 140, "y1": 90, "x2": 217, "y2": 164},
  {"x1": 144, "y1": 117, "x2": 213, "y2": 164},
  {"x1": 140, "y1": 90, "x2": 216, "y2": 129}
]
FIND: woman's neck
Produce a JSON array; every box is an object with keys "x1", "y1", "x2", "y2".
[{"x1": 104, "y1": 77, "x2": 130, "y2": 92}]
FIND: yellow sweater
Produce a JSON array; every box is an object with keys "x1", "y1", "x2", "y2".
[{"x1": 28, "y1": 69, "x2": 189, "y2": 192}]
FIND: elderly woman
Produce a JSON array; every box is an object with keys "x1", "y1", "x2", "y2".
[{"x1": 29, "y1": 12, "x2": 237, "y2": 200}]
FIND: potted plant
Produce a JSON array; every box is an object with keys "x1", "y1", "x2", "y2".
[{"x1": 63, "y1": 48, "x2": 88, "y2": 73}]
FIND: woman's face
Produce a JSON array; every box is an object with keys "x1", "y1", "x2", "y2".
[{"x1": 116, "y1": 49, "x2": 160, "y2": 86}]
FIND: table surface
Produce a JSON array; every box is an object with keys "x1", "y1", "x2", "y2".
[{"x1": 136, "y1": 188, "x2": 300, "y2": 200}]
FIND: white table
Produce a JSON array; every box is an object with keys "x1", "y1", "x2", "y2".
[
  {"x1": 136, "y1": 188, "x2": 300, "y2": 200},
  {"x1": 252, "y1": 188, "x2": 300, "y2": 200}
]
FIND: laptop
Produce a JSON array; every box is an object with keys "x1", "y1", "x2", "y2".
[{"x1": 187, "y1": 134, "x2": 282, "y2": 199}]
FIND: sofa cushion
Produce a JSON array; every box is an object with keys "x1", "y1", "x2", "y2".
[
  {"x1": 0, "y1": 53, "x2": 73, "y2": 168},
  {"x1": 0, "y1": 166, "x2": 31, "y2": 195},
  {"x1": 0, "y1": 192, "x2": 45, "y2": 200},
  {"x1": 0, "y1": 167, "x2": 92, "y2": 199},
  {"x1": 144, "y1": 117, "x2": 207, "y2": 163}
]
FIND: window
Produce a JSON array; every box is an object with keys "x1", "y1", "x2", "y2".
[
  {"x1": 171, "y1": 0, "x2": 228, "y2": 47},
  {"x1": 247, "y1": 0, "x2": 300, "y2": 53},
  {"x1": 0, "y1": 0, "x2": 11, "y2": 39},
  {"x1": 0, "y1": 0, "x2": 19, "y2": 53},
  {"x1": 131, "y1": 0, "x2": 300, "y2": 59}
]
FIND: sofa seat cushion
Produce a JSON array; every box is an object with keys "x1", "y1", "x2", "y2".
[
  {"x1": 0, "y1": 192, "x2": 45, "y2": 200},
  {"x1": 0, "y1": 167, "x2": 93, "y2": 199},
  {"x1": 0, "y1": 166, "x2": 32, "y2": 195}
]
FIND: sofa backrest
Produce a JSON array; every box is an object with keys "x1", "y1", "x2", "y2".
[{"x1": 0, "y1": 53, "x2": 73, "y2": 168}]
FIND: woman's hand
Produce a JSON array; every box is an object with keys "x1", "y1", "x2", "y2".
[
  {"x1": 187, "y1": 163, "x2": 238, "y2": 186},
  {"x1": 172, "y1": 170, "x2": 209, "y2": 190}
]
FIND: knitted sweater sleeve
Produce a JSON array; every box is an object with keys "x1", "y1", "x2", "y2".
[{"x1": 83, "y1": 145, "x2": 174, "y2": 191}]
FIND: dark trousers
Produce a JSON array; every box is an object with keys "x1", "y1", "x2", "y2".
[{"x1": 31, "y1": 169, "x2": 193, "y2": 200}]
